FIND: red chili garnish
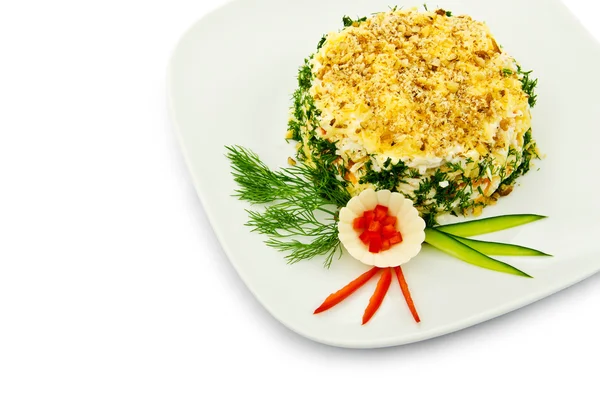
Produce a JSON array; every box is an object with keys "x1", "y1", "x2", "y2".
[
  {"x1": 394, "y1": 267, "x2": 420, "y2": 323},
  {"x1": 362, "y1": 268, "x2": 393, "y2": 325},
  {"x1": 313, "y1": 267, "x2": 380, "y2": 314},
  {"x1": 314, "y1": 267, "x2": 421, "y2": 325}
]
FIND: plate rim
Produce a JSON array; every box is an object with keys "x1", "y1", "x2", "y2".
[{"x1": 166, "y1": 0, "x2": 600, "y2": 348}]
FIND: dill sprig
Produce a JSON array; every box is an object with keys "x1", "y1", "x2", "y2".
[
  {"x1": 500, "y1": 129, "x2": 539, "y2": 187},
  {"x1": 317, "y1": 35, "x2": 327, "y2": 50},
  {"x1": 226, "y1": 145, "x2": 350, "y2": 268},
  {"x1": 517, "y1": 65, "x2": 538, "y2": 108},
  {"x1": 342, "y1": 15, "x2": 367, "y2": 27},
  {"x1": 360, "y1": 157, "x2": 410, "y2": 191}
]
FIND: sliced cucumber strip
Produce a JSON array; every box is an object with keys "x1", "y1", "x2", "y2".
[
  {"x1": 424, "y1": 228, "x2": 532, "y2": 278},
  {"x1": 436, "y1": 214, "x2": 546, "y2": 237},
  {"x1": 449, "y1": 234, "x2": 551, "y2": 257}
]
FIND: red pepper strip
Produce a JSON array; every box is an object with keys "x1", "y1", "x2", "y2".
[
  {"x1": 314, "y1": 267, "x2": 380, "y2": 314},
  {"x1": 362, "y1": 268, "x2": 393, "y2": 325},
  {"x1": 394, "y1": 267, "x2": 421, "y2": 323}
]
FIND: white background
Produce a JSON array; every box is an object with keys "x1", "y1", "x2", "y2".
[{"x1": 1, "y1": 0, "x2": 598, "y2": 396}]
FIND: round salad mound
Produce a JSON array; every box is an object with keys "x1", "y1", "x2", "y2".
[{"x1": 287, "y1": 7, "x2": 539, "y2": 225}]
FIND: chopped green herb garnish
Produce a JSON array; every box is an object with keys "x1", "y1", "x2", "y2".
[
  {"x1": 342, "y1": 15, "x2": 367, "y2": 27},
  {"x1": 288, "y1": 57, "x2": 324, "y2": 159},
  {"x1": 446, "y1": 11, "x2": 452, "y2": 17},
  {"x1": 445, "y1": 161, "x2": 464, "y2": 173},
  {"x1": 287, "y1": 119, "x2": 302, "y2": 142},
  {"x1": 517, "y1": 65, "x2": 538, "y2": 107},
  {"x1": 297, "y1": 59, "x2": 313, "y2": 90},
  {"x1": 317, "y1": 35, "x2": 327, "y2": 50},
  {"x1": 500, "y1": 129, "x2": 539, "y2": 188},
  {"x1": 359, "y1": 158, "x2": 410, "y2": 191},
  {"x1": 422, "y1": 212, "x2": 437, "y2": 228},
  {"x1": 503, "y1": 68, "x2": 513, "y2": 76}
]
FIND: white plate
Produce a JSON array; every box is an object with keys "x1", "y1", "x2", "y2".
[{"x1": 168, "y1": 0, "x2": 600, "y2": 348}]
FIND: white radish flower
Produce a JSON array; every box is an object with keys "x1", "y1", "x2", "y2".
[{"x1": 338, "y1": 189, "x2": 426, "y2": 268}]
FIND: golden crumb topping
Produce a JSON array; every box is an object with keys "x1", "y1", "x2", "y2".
[{"x1": 310, "y1": 8, "x2": 531, "y2": 159}]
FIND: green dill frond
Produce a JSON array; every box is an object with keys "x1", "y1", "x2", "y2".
[
  {"x1": 422, "y1": 211, "x2": 437, "y2": 228},
  {"x1": 359, "y1": 158, "x2": 410, "y2": 191},
  {"x1": 409, "y1": 169, "x2": 421, "y2": 179},
  {"x1": 226, "y1": 145, "x2": 349, "y2": 268},
  {"x1": 499, "y1": 129, "x2": 539, "y2": 188},
  {"x1": 477, "y1": 155, "x2": 495, "y2": 179},
  {"x1": 287, "y1": 119, "x2": 302, "y2": 141},
  {"x1": 342, "y1": 15, "x2": 367, "y2": 27},
  {"x1": 317, "y1": 35, "x2": 327, "y2": 50},
  {"x1": 226, "y1": 145, "x2": 295, "y2": 204},
  {"x1": 517, "y1": 65, "x2": 538, "y2": 108},
  {"x1": 266, "y1": 232, "x2": 342, "y2": 268},
  {"x1": 297, "y1": 59, "x2": 313, "y2": 90},
  {"x1": 445, "y1": 161, "x2": 464, "y2": 173}
]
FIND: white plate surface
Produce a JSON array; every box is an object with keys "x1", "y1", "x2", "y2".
[{"x1": 168, "y1": 0, "x2": 600, "y2": 348}]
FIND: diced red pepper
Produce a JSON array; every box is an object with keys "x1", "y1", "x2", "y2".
[
  {"x1": 367, "y1": 220, "x2": 381, "y2": 233},
  {"x1": 382, "y1": 216, "x2": 397, "y2": 226},
  {"x1": 359, "y1": 230, "x2": 371, "y2": 244},
  {"x1": 389, "y1": 232, "x2": 403, "y2": 245},
  {"x1": 381, "y1": 239, "x2": 391, "y2": 251},
  {"x1": 368, "y1": 231, "x2": 380, "y2": 241},
  {"x1": 353, "y1": 217, "x2": 366, "y2": 231},
  {"x1": 356, "y1": 206, "x2": 401, "y2": 252},
  {"x1": 374, "y1": 205, "x2": 388, "y2": 221},
  {"x1": 382, "y1": 224, "x2": 396, "y2": 238},
  {"x1": 363, "y1": 210, "x2": 375, "y2": 226},
  {"x1": 369, "y1": 234, "x2": 382, "y2": 253}
]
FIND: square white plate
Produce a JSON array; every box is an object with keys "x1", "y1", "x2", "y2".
[{"x1": 168, "y1": 0, "x2": 600, "y2": 348}]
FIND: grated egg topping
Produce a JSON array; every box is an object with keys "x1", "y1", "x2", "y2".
[{"x1": 312, "y1": 8, "x2": 529, "y2": 161}]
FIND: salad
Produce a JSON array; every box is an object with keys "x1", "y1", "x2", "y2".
[{"x1": 226, "y1": 6, "x2": 548, "y2": 325}]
